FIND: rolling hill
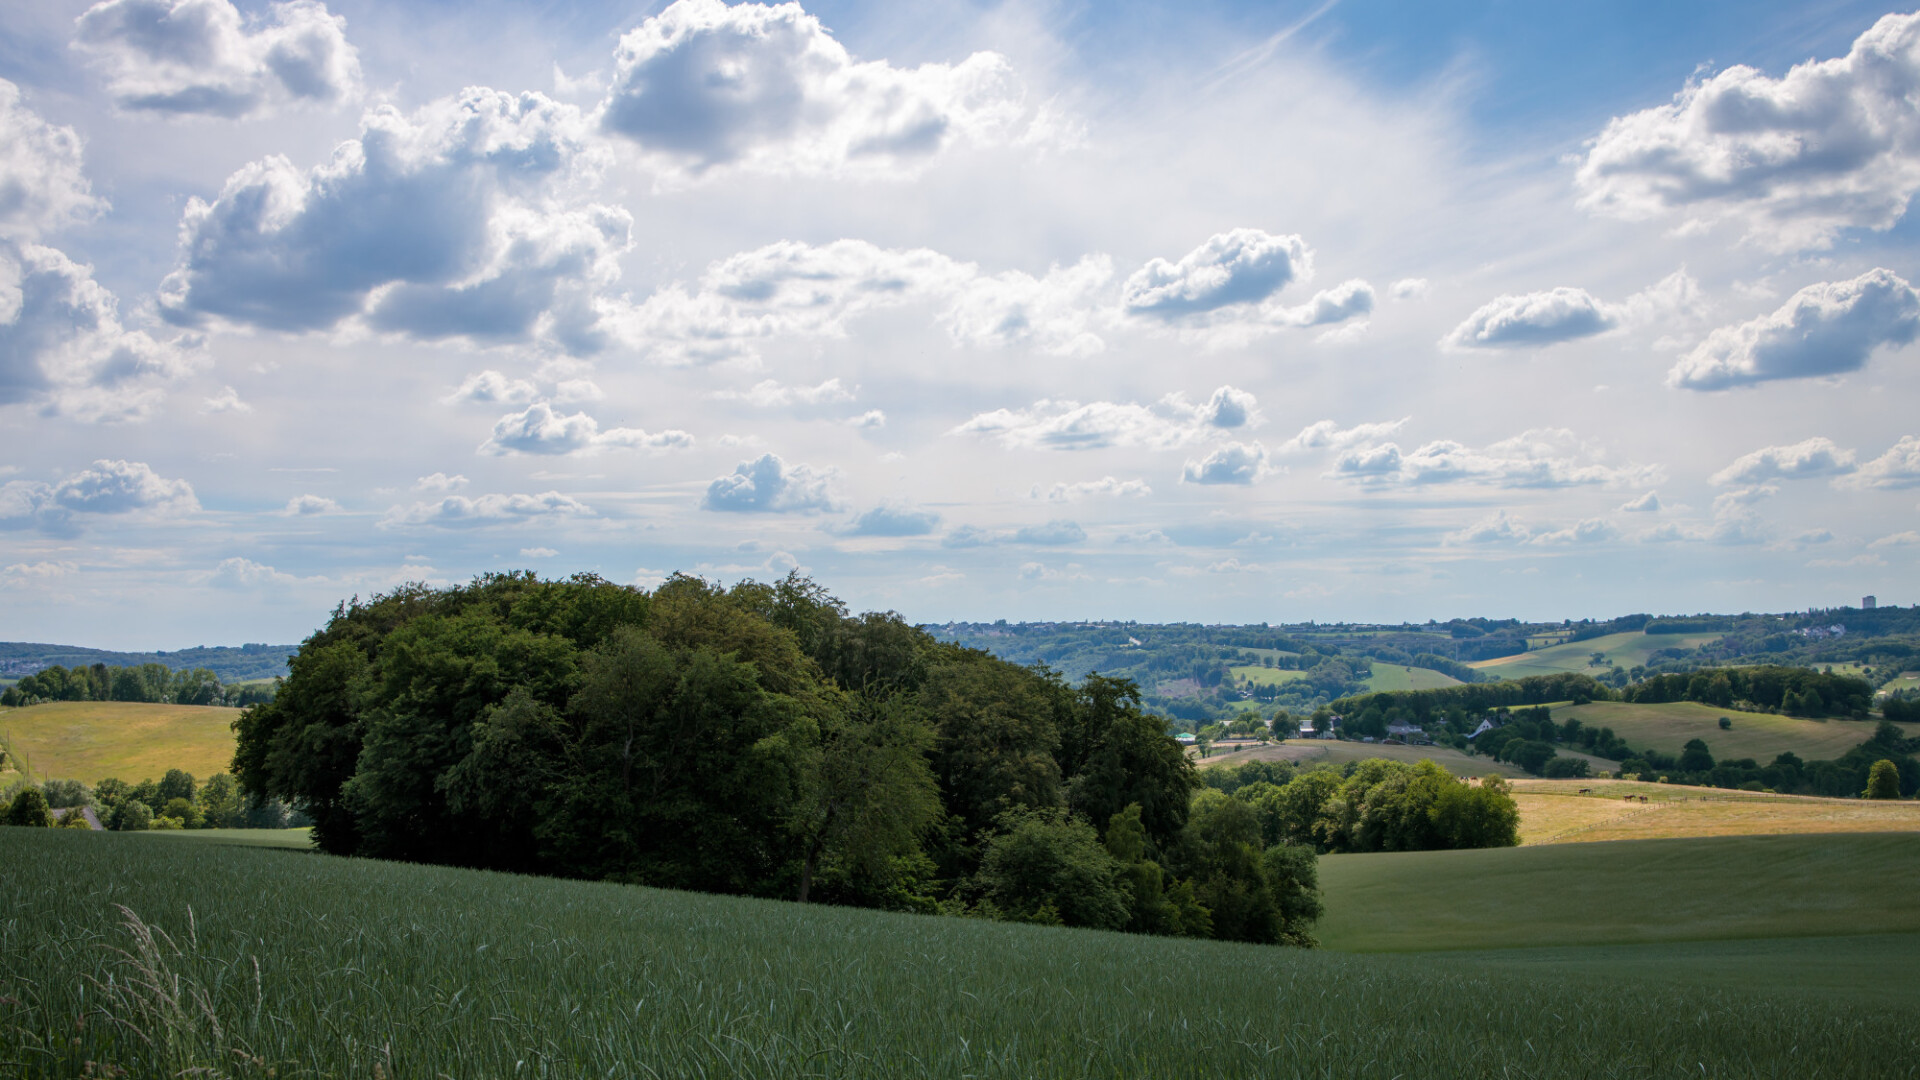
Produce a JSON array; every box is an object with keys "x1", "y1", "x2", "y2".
[
  {"x1": 0, "y1": 701, "x2": 242, "y2": 784},
  {"x1": 1467, "y1": 630, "x2": 1722, "y2": 679},
  {"x1": 1549, "y1": 699, "x2": 1917, "y2": 762}
]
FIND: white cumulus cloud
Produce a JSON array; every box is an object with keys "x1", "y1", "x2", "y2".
[
  {"x1": 1846, "y1": 435, "x2": 1920, "y2": 489},
  {"x1": 281, "y1": 493, "x2": 338, "y2": 515},
  {"x1": 839, "y1": 500, "x2": 939, "y2": 536},
  {"x1": 1576, "y1": 12, "x2": 1920, "y2": 250},
  {"x1": 614, "y1": 239, "x2": 1109, "y2": 363},
  {"x1": 1032, "y1": 476, "x2": 1151, "y2": 502},
  {"x1": 1330, "y1": 429, "x2": 1657, "y2": 488},
  {"x1": 381, "y1": 490, "x2": 593, "y2": 528},
  {"x1": 1442, "y1": 287, "x2": 1619, "y2": 349},
  {"x1": 479, "y1": 402, "x2": 693, "y2": 456},
  {"x1": 1182, "y1": 442, "x2": 1273, "y2": 485},
  {"x1": 73, "y1": 0, "x2": 362, "y2": 119},
  {"x1": 158, "y1": 87, "x2": 629, "y2": 356},
  {"x1": 952, "y1": 385, "x2": 1259, "y2": 451},
  {"x1": 598, "y1": 0, "x2": 1038, "y2": 181},
  {"x1": 702, "y1": 452, "x2": 839, "y2": 513},
  {"x1": 1710, "y1": 437, "x2": 1857, "y2": 485},
  {"x1": 0, "y1": 80, "x2": 105, "y2": 240},
  {"x1": 2, "y1": 241, "x2": 198, "y2": 420},
  {"x1": 447, "y1": 370, "x2": 539, "y2": 405},
  {"x1": 1668, "y1": 269, "x2": 1920, "y2": 390}
]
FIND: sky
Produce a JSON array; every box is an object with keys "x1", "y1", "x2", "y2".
[{"x1": 1, "y1": 0, "x2": 1918, "y2": 649}]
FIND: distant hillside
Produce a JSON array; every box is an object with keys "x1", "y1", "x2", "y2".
[{"x1": 0, "y1": 641, "x2": 295, "y2": 683}]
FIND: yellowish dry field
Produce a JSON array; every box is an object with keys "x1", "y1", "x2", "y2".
[
  {"x1": 0, "y1": 701, "x2": 241, "y2": 784},
  {"x1": 1512, "y1": 778, "x2": 1920, "y2": 845}
]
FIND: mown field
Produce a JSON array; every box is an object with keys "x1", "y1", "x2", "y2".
[
  {"x1": 1508, "y1": 779, "x2": 1920, "y2": 844},
  {"x1": 4, "y1": 828, "x2": 1916, "y2": 1078},
  {"x1": 0, "y1": 701, "x2": 242, "y2": 784},
  {"x1": 1469, "y1": 630, "x2": 1723, "y2": 679},
  {"x1": 1549, "y1": 699, "x2": 1917, "y2": 761}
]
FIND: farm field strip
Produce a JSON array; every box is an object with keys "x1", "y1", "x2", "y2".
[
  {"x1": 1468, "y1": 631, "x2": 1723, "y2": 679},
  {"x1": 1315, "y1": 832, "x2": 1920, "y2": 953},
  {"x1": 1511, "y1": 785, "x2": 1920, "y2": 844},
  {"x1": 1550, "y1": 700, "x2": 1917, "y2": 761},
  {"x1": 1199, "y1": 739, "x2": 1611, "y2": 779},
  {"x1": 0, "y1": 701, "x2": 242, "y2": 784},
  {"x1": 3, "y1": 829, "x2": 1915, "y2": 1079}
]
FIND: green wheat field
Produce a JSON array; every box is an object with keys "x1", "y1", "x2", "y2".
[{"x1": 4, "y1": 828, "x2": 1917, "y2": 1079}]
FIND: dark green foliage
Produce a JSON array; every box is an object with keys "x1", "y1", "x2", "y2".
[
  {"x1": 1172, "y1": 791, "x2": 1322, "y2": 945},
  {"x1": 1679, "y1": 738, "x2": 1715, "y2": 773},
  {"x1": 108, "y1": 800, "x2": 152, "y2": 831},
  {"x1": 40, "y1": 779, "x2": 88, "y2": 808},
  {"x1": 1238, "y1": 760, "x2": 1519, "y2": 855},
  {"x1": 157, "y1": 769, "x2": 195, "y2": 804},
  {"x1": 234, "y1": 572, "x2": 1232, "y2": 941},
  {"x1": 0, "y1": 661, "x2": 270, "y2": 708},
  {"x1": 1542, "y1": 756, "x2": 1591, "y2": 779},
  {"x1": 1331, "y1": 672, "x2": 1615, "y2": 721},
  {"x1": 1626, "y1": 665, "x2": 1872, "y2": 718},
  {"x1": 3, "y1": 785, "x2": 53, "y2": 827},
  {"x1": 973, "y1": 809, "x2": 1130, "y2": 929}
]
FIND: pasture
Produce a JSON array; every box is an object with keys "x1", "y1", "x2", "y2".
[
  {"x1": 0, "y1": 701, "x2": 241, "y2": 784},
  {"x1": 1549, "y1": 699, "x2": 1916, "y2": 762},
  {"x1": 1509, "y1": 778, "x2": 1920, "y2": 844},
  {"x1": 1469, "y1": 630, "x2": 1722, "y2": 679},
  {"x1": 1230, "y1": 662, "x2": 1461, "y2": 692},
  {"x1": 1359, "y1": 662, "x2": 1461, "y2": 691},
  {"x1": 3, "y1": 828, "x2": 1916, "y2": 1078},
  {"x1": 1201, "y1": 738, "x2": 1614, "y2": 779},
  {"x1": 1314, "y1": 831, "x2": 1920, "y2": 952},
  {"x1": 1227, "y1": 664, "x2": 1309, "y2": 686}
]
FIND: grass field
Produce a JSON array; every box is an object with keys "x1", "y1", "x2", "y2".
[
  {"x1": 1469, "y1": 630, "x2": 1722, "y2": 679},
  {"x1": 4, "y1": 829, "x2": 1916, "y2": 1078},
  {"x1": 1359, "y1": 662, "x2": 1461, "y2": 691},
  {"x1": 0, "y1": 701, "x2": 241, "y2": 784},
  {"x1": 1508, "y1": 778, "x2": 1920, "y2": 844},
  {"x1": 1200, "y1": 738, "x2": 1617, "y2": 779},
  {"x1": 1550, "y1": 699, "x2": 1916, "y2": 761},
  {"x1": 1228, "y1": 664, "x2": 1309, "y2": 686},
  {"x1": 1314, "y1": 831, "x2": 1920, "y2": 952}
]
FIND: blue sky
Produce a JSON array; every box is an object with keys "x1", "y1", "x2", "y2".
[{"x1": 0, "y1": 0, "x2": 1916, "y2": 648}]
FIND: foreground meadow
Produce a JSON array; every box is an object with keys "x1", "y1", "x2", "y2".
[{"x1": 4, "y1": 829, "x2": 1917, "y2": 1079}]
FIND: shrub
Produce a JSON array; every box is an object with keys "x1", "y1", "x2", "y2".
[
  {"x1": 162, "y1": 797, "x2": 205, "y2": 829},
  {"x1": 974, "y1": 810, "x2": 1129, "y2": 930},
  {"x1": 57, "y1": 806, "x2": 94, "y2": 828},
  {"x1": 42, "y1": 778, "x2": 90, "y2": 808},
  {"x1": 1542, "y1": 757, "x2": 1590, "y2": 779},
  {"x1": 4, "y1": 786, "x2": 54, "y2": 827},
  {"x1": 110, "y1": 800, "x2": 154, "y2": 831},
  {"x1": 1866, "y1": 759, "x2": 1902, "y2": 800},
  {"x1": 1718, "y1": 717, "x2": 1732, "y2": 730}
]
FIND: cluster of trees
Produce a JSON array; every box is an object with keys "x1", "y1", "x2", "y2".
[
  {"x1": 234, "y1": 572, "x2": 1325, "y2": 943},
  {"x1": 1, "y1": 662, "x2": 274, "y2": 708},
  {"x1": 0, "y1": 769, "x2": 303, "y2": 831},
  {"x1": 1618, "y1": 724, "x2": 1917, "y2": 797},
  {"x1": 1196, "y1": 757, "x2": 1520, "y2": 852},
  {"x1": 1624, "y1": 666, "x2": 1873, "y2": 718}
]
